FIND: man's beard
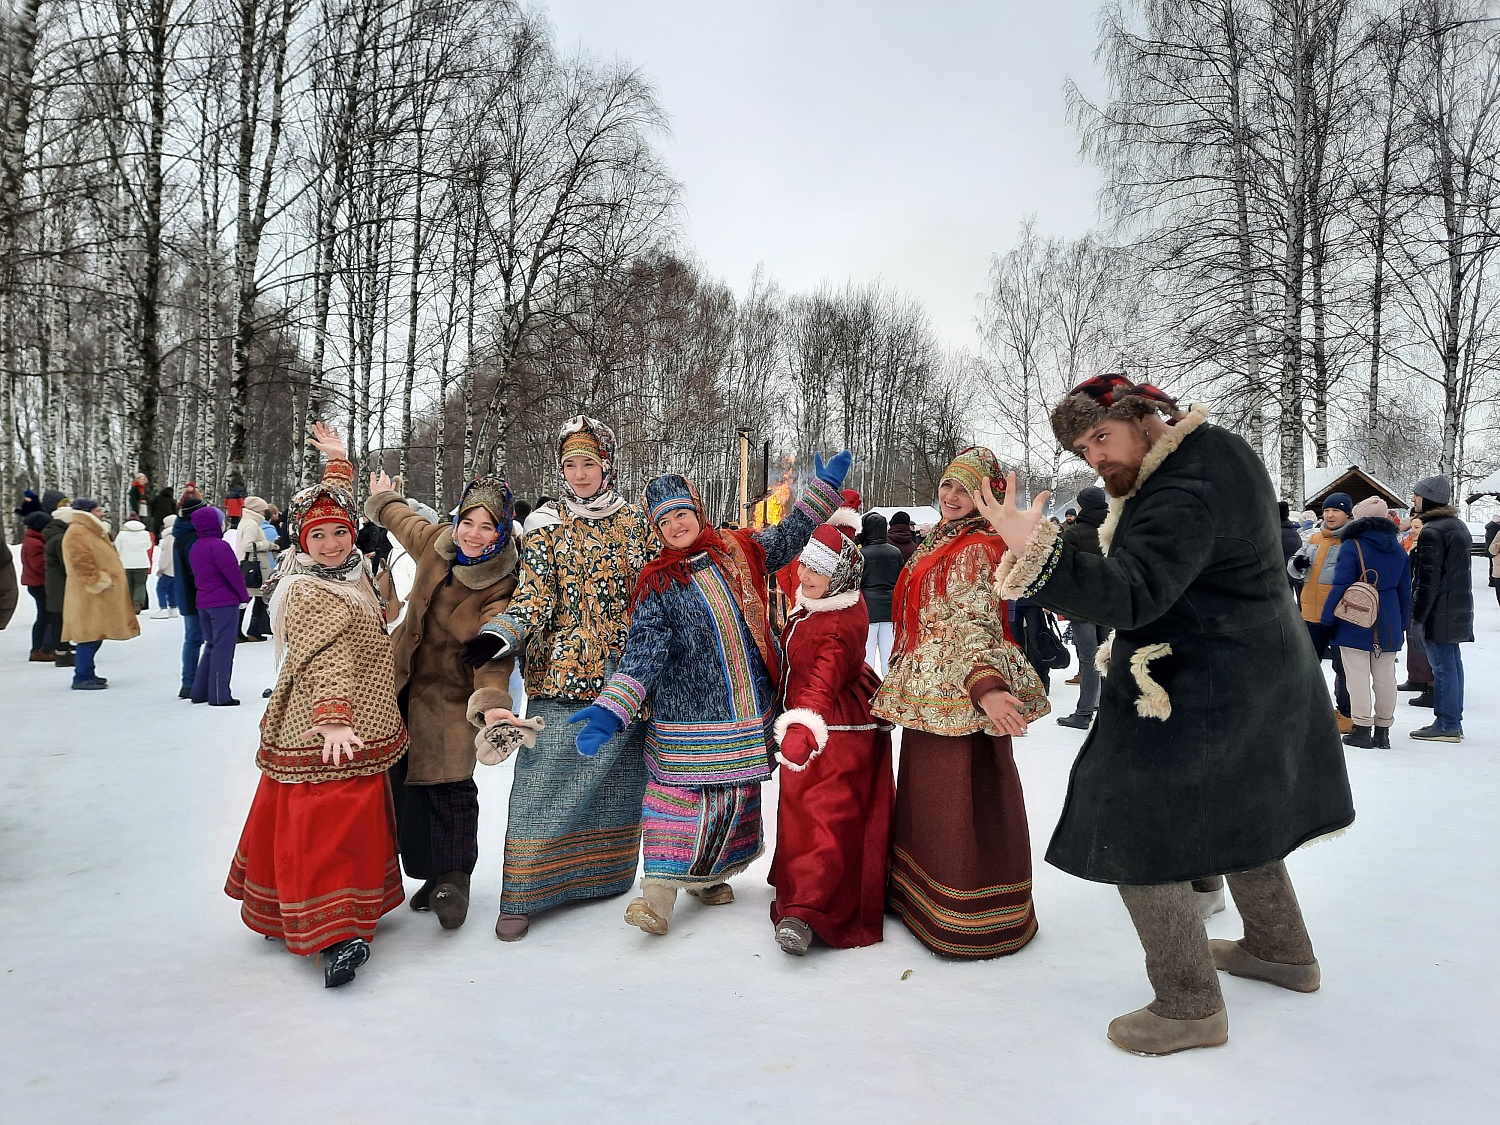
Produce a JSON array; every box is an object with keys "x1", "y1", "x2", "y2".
[{"x1": 1101, "y1": 461, "x2": 1141, "y2": 498}]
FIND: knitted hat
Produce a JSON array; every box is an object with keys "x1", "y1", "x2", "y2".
[
  {"x1": 1412, "y1": 474, "x2": 1452, "y2": 507},
  {"x1": 889, "y1": 510, "x2": 912, "y2": 527},
  {"x1": 1322, "y1": 492, "x2": 1354, "y2": 516},
  {"x1": 1050, "y1": 373, "x2": 1184, "y2": 450},
  {"x1": 243, "y1": 495, "x2": 269, "y2": 520},
  {"x1": 644, "y1": 474, "x2": 703, "y2": 527},
  {"x1": 41, "y1": 489, "x2": 65, "y2": 512},
  {"x1": 73, "y1": 498, "x2": 100, "y2": 513},
  {"x1": 799, "y1": 522, "x2": 863, "y2": 596},
  {"x1": 1352, "y1": 496, "x2": 1389, "y2": 521},
  {"x1": 940, "y1": 446, "x2": 1005, "y2": 499},
  {"x1": 289, "y1": 459, "x2": 359, "y2": 551}
]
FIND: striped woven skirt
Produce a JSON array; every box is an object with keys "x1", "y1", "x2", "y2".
[
  {"x1": 887, "y1": 728, "x2": 1037, "y2": 959},
  {"x1": 499, "y1": 695, "x2": 649, "y2": 915},
  {"x1": 641, "y1": 779, "x2": 764, "y2": 887},
  {"x1": 225, "y1": 772, "x2": 404, "y2": 955}
]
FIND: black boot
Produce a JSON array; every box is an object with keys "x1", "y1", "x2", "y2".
[
  {"x1": 1396, "y1": 680, "x2": 1426, "y2": 692},
  {"x1": 431, "y1": 871, "x2": 471, "y2": 930},
  {"x1": 1342, "y1": 725, "x2": 1374, "y2": 748},
  {"x1": 1056, "y1": 710, "x2": 1094, "y2": 730},
  {"x1": 322, "y1": 937, "x2": 370, "y2": 988},
  {"x1": 1409, "y1": 690, "x2": 1434, "y2": 709},
  {"x1": 409, "y1": 877, "x2": 439, "y2": 912},
  {"x1": 1373, "y1": 726, "x2": 1391, "y2": 749}
]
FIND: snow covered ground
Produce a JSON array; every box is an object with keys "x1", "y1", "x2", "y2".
[{"x1": 2, "y1": 551, "x2": 1498, "y2": 1123}]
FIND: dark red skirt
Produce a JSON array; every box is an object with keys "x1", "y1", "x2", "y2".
[
  {"x1": 769, "y1": 727, "x2": 894, "y2": 948},
  {"x1": 225, "y1": 772, "x2": 404, "y2": 955},
  {"x1": 887, "y1": 729, "x2": 1037, "y2": 959}
]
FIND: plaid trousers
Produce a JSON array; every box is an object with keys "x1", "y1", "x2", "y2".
[{"x1": 389, "y1": 753, "x2": 480, "y2": 878}]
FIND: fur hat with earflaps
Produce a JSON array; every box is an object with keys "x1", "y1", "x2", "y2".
[{"x1": 1050, "y1": 373, "x2": 1186, "y2": 452}]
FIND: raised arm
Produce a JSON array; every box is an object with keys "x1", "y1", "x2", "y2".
[{"x1": 754, "y1": 451, "x2": 851, "y2": 572}]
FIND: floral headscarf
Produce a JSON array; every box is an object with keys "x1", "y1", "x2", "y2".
[{"x1": 557, "y1": 415, "x2": 626, "y2": 519}]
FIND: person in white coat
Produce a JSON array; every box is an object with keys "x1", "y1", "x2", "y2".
[
  {"x1": 113, "y1": 515, "x2": 155, "y2": 613},
  {"x1": 152, "y1": 513, "x2": 179, "y2": 617},
  {"x1": 235, "y1": 496, "x2": 277, "y2": 640}
]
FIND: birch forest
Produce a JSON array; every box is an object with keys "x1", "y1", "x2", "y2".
[{"x1": 3, "y1": 0, "x2": 1500, "y2": 537}]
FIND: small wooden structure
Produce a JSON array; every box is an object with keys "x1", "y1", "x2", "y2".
[{"x1": 1302, "y1": 466, "x2": 1407, "y2": 513}]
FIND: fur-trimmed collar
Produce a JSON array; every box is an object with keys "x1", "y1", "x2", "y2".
[
  {"x1": 1100, "y1": 404, "x2": 1210, "y2": 555},
  {"x1": 433, "y1": 529, "x2": 518, "y2": 590},
  {"x1": 793, "y1": 587, "x2": 861, "y2": 614}
]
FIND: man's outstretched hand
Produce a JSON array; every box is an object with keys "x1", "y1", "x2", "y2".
[{"x1": 977, "y1": 472, "x2": 1050, "y2": 549}]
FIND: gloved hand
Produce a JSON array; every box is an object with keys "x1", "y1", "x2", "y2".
[
  {"x1": 775, "y1": 725, "x2": 822, "y2": 772},
  {"x1": 461, "y1": 631, "x2": 511, "y2": 669},
  {"x1": 569, "y1": 705, "x2": 622, "y2": 758},
  {"x1": 1290, "y1": 553, "x2": 1312, "y2": 576},
  {"x1": 814, "y1": 450, "x2": 853, "y2": 490}
]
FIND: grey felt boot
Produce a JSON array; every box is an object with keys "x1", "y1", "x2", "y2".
[
  {"x1": 430, "y1": 871, "x2": 471, "y2": 930},
  {"x1": 1114, "y1": 881, "x2": 1228, "y2": 1055}
]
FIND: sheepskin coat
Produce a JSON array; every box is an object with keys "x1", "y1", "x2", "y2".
[
  {"x1": 61, "y1": 510, "x2": 141, "y2": 644},
  {"x1": 997, "y1": 405, "x2": 1355, "y2": 885},
  {"x1": 366, "y1": 490, "x2": 519, "y2": 785}
]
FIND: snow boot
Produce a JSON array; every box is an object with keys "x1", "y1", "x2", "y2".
[
  {"x1": 322, "y1": 937, "x2": 370, "y2": 988},
  {"x1": 1342, "y1": 725, "x2": 1374, "y2": 748},
  {"x1": 625, "y1": 883, "x2": 677, "y2": 935},
  {"x1": 1056, "y1": 710, "x2": 1093, "y2": 730},
  {"x1": 1107, "y1": 1006, "x2": 1228, "y2": 1056},
  {"x1": 430, "y1": 872, "x2": 471, "y2": 929},
  {"x1": 1410, "y1": 724, "x2": 1462, "y2": 743},
  {"x1": 690, "y1": 882, "x2": 734, "y2": 906},
  {"x1": 1409, "y1": 691, "x2": 1434, "y2": 709},
  {"x1": 494, "y1": 913, "x2": 530, "y2": 942},
  {"x1": 1209, "y1": 938, "x2": 1320, "y2": 992},
  {"x1": 409, "y1": 877, "x2": 438, "y2": 912},
  {"x1": 775, "y1": 917, "x2": 813, "y2": 956},
  {"x1": 1373, "y1": 726, "x2": 1391, "y2": 749}
]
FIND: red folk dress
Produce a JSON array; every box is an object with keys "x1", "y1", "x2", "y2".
[{"x1": 768, "y1": 589, "x2": 894, "y2": 947}]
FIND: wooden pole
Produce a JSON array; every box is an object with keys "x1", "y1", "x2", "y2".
[{"x1": 737, "y1": 428, "x2": 751, "y2": 528}]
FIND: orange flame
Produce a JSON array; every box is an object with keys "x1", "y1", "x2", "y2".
[{"x1": 753, "y1": 454, "x2": 796, "y2": 529}]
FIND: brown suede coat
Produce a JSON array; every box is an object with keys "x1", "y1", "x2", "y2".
[
  {"x1": 367, "y1": 491, "x2": 518, "y2": 785},
  {"x1": 61, "y1": 511, "x2": 141, "y2": 644}
]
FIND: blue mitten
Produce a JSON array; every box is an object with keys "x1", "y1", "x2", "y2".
[
  {"x1": 569, "y1": 705, "x2": 622, "y2": 758},
  {"x1": 814, "y1": 450, "x2": 853, "y2": 490}
]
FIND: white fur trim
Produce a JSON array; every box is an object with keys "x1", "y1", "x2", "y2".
[
  {"x1": 1100, "y1": 403, "x2": 1210, "y2": 555},
  {"x1": 793, "y1": 588, "x2": 861, "y2": 614},
  {"x1": 827, "y1": 508, "x2": 861, "y2": 532},
  {"x1": 1296, "y1": 826, "x2": 1350, "y2": 850},
  {"x1": 1095, "y1": 634, "x2": 1113, "y2": 675},
  {"x1": 1130, "y1": 642, "x2": 1173, "y2": 720},
  {"x1": 994, "y1": 518, "x2": 1061, "y2": 600},
  {"x1": 774, "y1": 708, "x2": 830, "y2": 749}
]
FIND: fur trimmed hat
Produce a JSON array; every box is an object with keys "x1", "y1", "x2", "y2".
[
  {"x1": 1050, "y1": 373, "x2": 1185, "y2": 451},
  {"x1": 799, "y1": 522, "x2": 863, "y2": 596}
]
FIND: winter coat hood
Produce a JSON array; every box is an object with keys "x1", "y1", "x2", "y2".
[
  {"x1": 41, "y1": 489, "x2": 65, "y2": 513},
  {"x1": 122, "y1": 517, "x2": 146, "y2": 532},
  {"x1": 861, "y1": 512, "x2": 888, "y2": 544},
  {"x1": 191, "y1": 506, "x2": 225, "y2": 538}
]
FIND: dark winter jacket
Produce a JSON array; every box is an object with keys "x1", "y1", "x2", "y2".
[
  {"x1": 886, "y1": 522, "x2": 919, "y2": 562},
  {"x1": 0, "y1": 537, "x2": 16, "y2": 629},
  {"x1": 188, "y1": 507, "x2": 249, "y2": 610},
  {"x1": 148, "y1": 487, "x2": 176, "y2": 532},
  {"x1": 173, "y1": 500, "x2": 205, "y2": 616},
  {"x1": 998, "y1": 405, "x2": 1354, "y2": 885},
  {"x1": 16, "y1": 490, "x2": 41, "y2": 520},
  {"x1": 1062, "y1": 487, "x2": 1107, "y2": 555},
  {"x1": 858, "y1": 514, "x2": 905, "y2": 624},
  {"x1": 41, "y1": 513, "x2": 71, "y2": 614},
  {"x1": 22, "y1": 512, "x2": 50, "y2": 587},
  {"x1": 1320, "y1": 516, "x2": 1411, "y2": 653},
  {"x1": 1410, "y1": 505, "x2": 1474, "y2": 644},
  {"x1": 1280, "y1": 518, "x2": 1302, "y2": 563}
]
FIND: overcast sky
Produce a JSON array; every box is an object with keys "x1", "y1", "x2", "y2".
[{"x1": 542, "y1": 0, "x2": 1109, "y2": 353}]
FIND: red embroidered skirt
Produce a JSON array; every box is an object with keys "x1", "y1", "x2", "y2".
[
  {"x1": 769, "y1": 727, "x2": 894, "y2": 948},
  {"x1": 887, "y1": 729, "x2": 1037, "y2": 959},
  {"x1": 225, "y1": 772, "x2": 404, "y2": 955}
]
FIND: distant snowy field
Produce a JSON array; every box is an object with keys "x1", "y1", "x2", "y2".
[{"x1": 2, "y1": 546, "x2": 1497, "y2": 1122}]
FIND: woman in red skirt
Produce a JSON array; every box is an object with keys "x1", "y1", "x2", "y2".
[
  {"x1": 225, "y1": 424, "x2": 407, "y2": 987},
  {"x1": 769, "y1": 519, "x2": 894, "y2": 955}
]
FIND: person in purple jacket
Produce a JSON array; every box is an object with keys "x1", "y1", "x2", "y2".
[{"x1": 189, "y1": 506, "x2": 249, "y2": 706}]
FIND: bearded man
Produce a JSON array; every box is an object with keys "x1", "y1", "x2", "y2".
[{"x1": 980, "y1": 374, "x2": 1355, "y2": 1056}]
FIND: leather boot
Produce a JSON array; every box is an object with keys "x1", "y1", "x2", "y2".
[
  {"x1": 495, "y1": 913, "x2": 530, "y2": 941},
  {"x1": 1342, "y1": 725, "x2": 1374, "y2": 748},
  {"x1": 430, "y1": 871, "x2": 471, "y2": 930},
  {"x1": 1373, "y1": 726, "x2": 1391, "y2": 749}
]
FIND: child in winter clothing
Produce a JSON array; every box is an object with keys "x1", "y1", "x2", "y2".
[
  {"x1": 1321, "y1": 496, "x2": 1411, "y2": 748},
  {"x1": 769, "y1": 520, "x2": 894, "y2": 955},
  {"x1": 22, "y1": 511, "x2": 56, "y2": 658},
  {"x1": 189, "y1": 506, "x2": 249, "y2": 705},
  {"x1": 573, "y1": 452, "x2": 852, "y2": 936},
  {"x1": 152, "y1": 513, "x2": 179, "y2": 616},
  {"x1": 114, "y1": 514, "x2": 155, "y2": 612}
]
